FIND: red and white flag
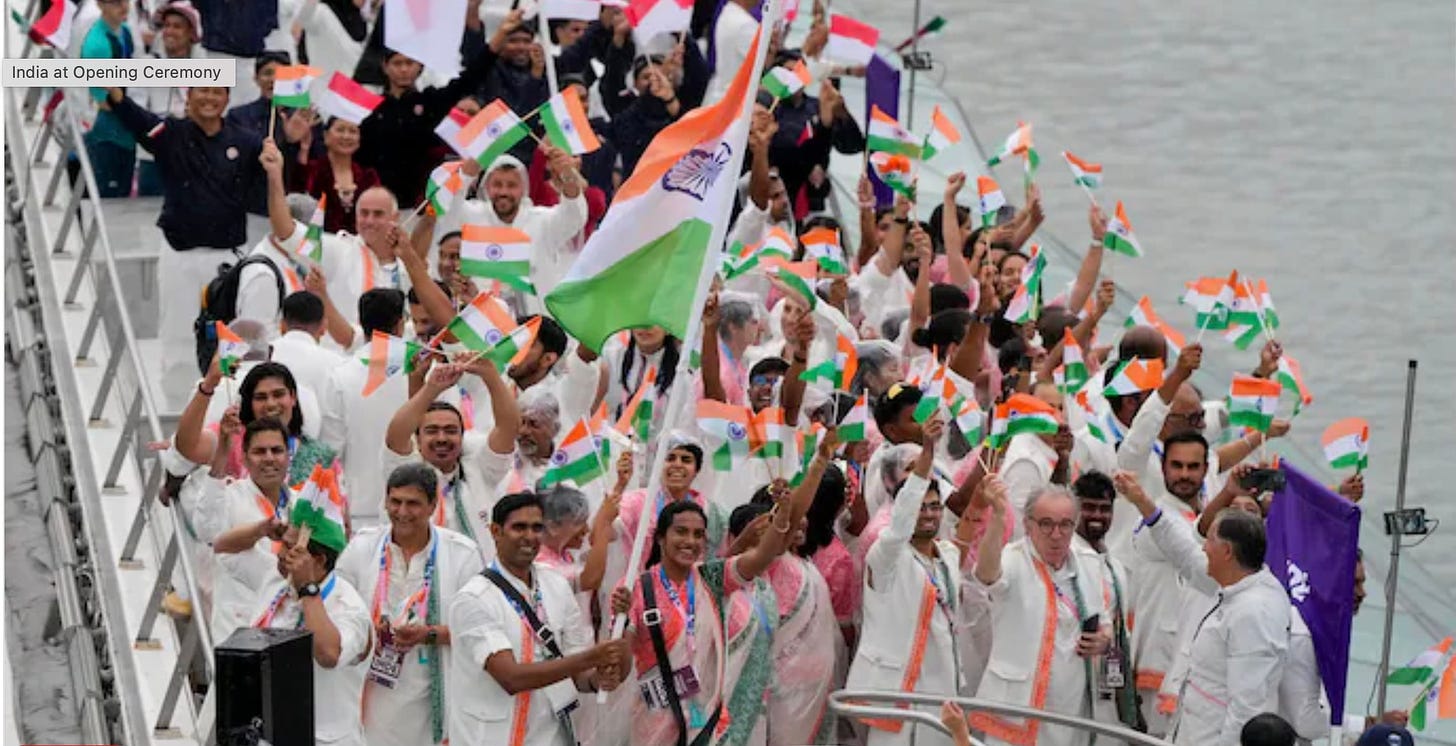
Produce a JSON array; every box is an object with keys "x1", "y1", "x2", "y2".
[
  {"x1": 625, "y1": 0, "x2": 692, "y2": 44},
  {"x1": 434, "y1": 107, "x2": 473, "y2": 156},
  {"x1": 318, "y1": 73, "x2": 384, "y2": 126},
  {"x1": 27, "y1": 0, "x2": 75, "y2": 50},
  {"x1": 825, "y1": 14, "x2": 878, "y2": 66}
]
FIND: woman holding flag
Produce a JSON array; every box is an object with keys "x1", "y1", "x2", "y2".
[{"x1": 609, "y1": 430, "x2": 833, "y2": 746}]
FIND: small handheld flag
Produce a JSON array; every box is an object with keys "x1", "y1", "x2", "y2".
[
  {"x1": 215, "y1": 322, "x2": 249, "y2": 376},
  {"x1": 318, "y1": 72, "x2": 384, "y2": 126},
  {"x1": 1227, "y1": 375, "x2": 1282, "y2": 432},
  {"x1": 824, "y1": 14, "x2": 879, "y2": 66},
  {"x1": 1102, "y1": 201, "x2": 1142, "y2": 257},
  {"x1": 273, "y1": 65, "x2": 322, "y2": 108},
  {"x1": 456, "y1": 100, "x2": 530, "y2": 167},
  {"x1": 362, "y1": 332, "x2": 422, "y2": 396},
  {"x1": 920, "y1": 105, "x2": 962, "y2": 161},
  {"x1": 761, "y1": 60, "x2": 812, "y2": 100},
  {"x1": 459, "y1": 225, "x2": 535, "y2": 293},
  {"x1": 977, "y1": 176, "x2": 1006, "y2": 228},
  {"x1": 1321, "y1": 417, "x2": 1369, "y2": 472},
  {"x1": 541, "y1": 90, "x2": 601, "y2": 155}
]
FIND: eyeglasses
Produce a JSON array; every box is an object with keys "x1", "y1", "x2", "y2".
[
  {"x1": 1030, "y1": 518, "x2": 1077, "y2": 535},
  {"x1": 1168, "y1": 411, "x2": 1207, "y2": 428},
  {"x1": 920, "y1": 501, "x2": 945, "y2": 513},
  {"x1": 750, "y1": 374, "x2": 776, "y2": 387}
]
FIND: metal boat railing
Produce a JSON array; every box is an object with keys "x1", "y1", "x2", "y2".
[
  {"x1": 5, "y1": 62, "x2": 215, "y2": 745},
  {"x1": 829, "y1": 690, "x2": 1174, "y2": 746}
]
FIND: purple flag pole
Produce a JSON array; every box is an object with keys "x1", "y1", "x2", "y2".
[
  {"x1": 1267, "y1": 461, "x2": 1362, "y2": 726},
  {"x1": 864, "y1": 53, "x2": 900, "y2": 209}
]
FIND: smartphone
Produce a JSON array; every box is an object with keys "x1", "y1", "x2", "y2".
[
  {"x1": 1081, "y1": 614, "x2": 1101, "y2": 634},
  {"x1": 1239, "y1": 468, "x2": 1286, "y2": 493}
]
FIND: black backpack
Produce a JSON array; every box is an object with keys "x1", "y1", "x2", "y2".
[{"x1": 193, "y1": 255, "x2": 284, "y2": 375}]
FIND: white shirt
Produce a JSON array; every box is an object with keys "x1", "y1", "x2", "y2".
[
  {"x1": 849, "y1": 254, "x2": 915, "y2": 332},
  {"x1": 270, "y1": 329, "x2": 347, "y2": 398},
  {"x1": 196, "y1": 475, "x2": 288, "y2": 642},
  {"x1": 447, "y1": 564, "x2": 594, "y2": 746},
  {"x1": 327, "y1": 234, "x2": 412, "y2": 327},
  {"x1": 335, "y1": 526, "x2": 485, "y2": 746},
  {"x1": 250, "y1": 571, "x2": 373, "y2": 745},
  {"x1": 1277, "y1": 608, "x2": 1331, "y2": 743},
  {"x1": 379, "y1": 431, "x2": 514, "y2": 559},
  {"x1": 1167, "y1": 566, "x2": 1290, "y2": 746},
  {"x1": 321, "y1": 349, "x2": 409, "y2": 524},
  {"x1": 705, "y1": 2, "x2": 759, "y2": 103},
  {"x1": 236, "y1": 224, "x2": 311, "y2": 335}
]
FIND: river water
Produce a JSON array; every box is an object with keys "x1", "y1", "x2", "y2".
[{"x1": 833, "y1": 0, "x2": 1456, "y2": 584}]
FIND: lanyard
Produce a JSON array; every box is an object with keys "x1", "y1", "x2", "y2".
[
  {"x1": 255, "y1": 574, "x2": 337, "y2": 629},
  {"x1": 658, "y1": 566, "x2": 697, "y2": 657},
  {"x1": 913, "y1": 552, "x2": 955, "y2": 626},
  {"x1": 372, "y1": 529, "x2": 437, "y2": 625},
  {"x1": 491, "y1": 562, "x2": 550, "y2": 631}
]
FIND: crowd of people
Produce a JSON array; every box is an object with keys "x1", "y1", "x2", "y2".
[{"x1": 44, "y1": 0, "x2": 1427, "y2": 743}]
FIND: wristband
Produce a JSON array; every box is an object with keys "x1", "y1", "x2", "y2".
[
  {"x1": 1140, "y1": 507, "x2": 1163, "y2": 529},
  {"x1": 197, "y1": 380, "x2": 216, "y2": 398}
]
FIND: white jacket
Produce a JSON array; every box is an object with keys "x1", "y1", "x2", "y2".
[{"x1": 1140, "y1": 517, "x2": 1292, "y2": 746}]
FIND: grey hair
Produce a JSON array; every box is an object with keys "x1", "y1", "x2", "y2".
[
  {"x1": 230, "y1": 319, "x2": 271, "y2": 360},
  {"x1": 1212, "y1": 508, "x2": 1267, "y2": 571},
  {"x1": 387, "y1": 462, "x2": 439, "y2": 503},
  {"x1": 716, "y1": 293, "x2": 759, "y2": 341},
  {"x1": 853, "y1": 340, "x2": 901, "y2": 394},
  {"x1": 540, "y1": 484, "x2": 590, "y2": 526},
  {"x1": 285, "y1": 193, "x2": 318, "y2": 223},
  {"x1": 1024, "y1": 486, "x2": 1079, "y2": 520},
  {"x1": 518, "y1": 387, "x2": 561, "y2": 432},
  {"x1": 880, "y1": 308, "x2": 911, "y2": 342}
]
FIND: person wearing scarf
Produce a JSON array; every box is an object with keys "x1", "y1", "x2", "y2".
[{"x1": 336, "y1": 463, "x2": 485, "y2": 746}]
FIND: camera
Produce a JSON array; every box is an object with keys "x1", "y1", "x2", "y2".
[{"x1": 1239, "y1": 468, "x2": 1286, "y2": 494}]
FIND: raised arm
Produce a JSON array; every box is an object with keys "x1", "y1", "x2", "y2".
[
  {"x1": 854, "y1": 177, "x2": 880, "y2": 270},
  {"x1": 1196, "y1": 463, "x2": 1259, "y2": 537},
  {"x1": 303, "y1": 265, "x2": 357, "y2": 349},
  {"x1": 746, "y1": 108, "x2": 777, "y2": 211},
  {"x1": 385, "y1": 363, "x2": 467, "y2": 456},
  {"x1": 1008, "y1": 183, "x2": 1044, "y2": 249},
  {"x1": 1067, "y1": 205, "x2": 1108, "y2": 315},
  {"x1": 942, "y1": 173, "x2": 972, "y2": 289},
  {"x1": 1117, "y1": 343, "x2": 1200, "y2": 472},
  {"x1": 972, "y1": 474, "x2": 1010, "y2": 585},
  {"x1": 1215, "y1": 420, "x2": 1288, "y2": 473},
  {"x1": 394, "y1": 226, "x2": 456, "y2": 332},
  {"x1": 736, "y1": 432, "x2": 837, "y2": 581},
  {"x1": 580, "y1": 454, "x2": 631, "y2": 593},
  {"x1": 873, "y1": 194, "x2": 911, "y2": 277},
  {"x1": 175, "y1": 354, "x2": 224, "y2": 465},
  {"x1": 948, "y1": 265, "x2": 996, "y2": 384},
  {"x1": 908, "y1": 227, "x2": 933, "y2": 334},
  {"x1": 465, "y1": 354, "x2": 519, "y2": 455},
  {"x1": 260, "y1": 138, "x2": 295, "y2": 242},
  {"x1": 865, "y1": 416, "x2": 943, "y2": 588},
  {"x1": 780, "y1": 307, "x2": 815, "y2": 426},
  {"x1": 699, "y1": 293, "x2": 726, "y2": 403}
]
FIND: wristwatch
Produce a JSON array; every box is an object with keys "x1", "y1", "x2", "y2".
[{"x1": 297, "y1": 582, "x2": 321, "y2": 598}]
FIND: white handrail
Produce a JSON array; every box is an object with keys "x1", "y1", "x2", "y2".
[{"x1": 829, "y1": 689, "x2": 1175, "y2": 745}]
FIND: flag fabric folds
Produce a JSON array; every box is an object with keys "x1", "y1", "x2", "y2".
[
  {"x1": 762, "y1": 60, "x2": 812, "y2": 100},
  {"x1": 921, "y1": 106, "x2": 962, "y2": 161},
  {"x1": 455, "y1": 100, "x2": 530, "y2": 167},
  {"x1": 541, "y1": 416, "x2": 611, "y2": 487},
  {"x1": 1321, "y1": 417, "x2": 1370, "y2": 471},
  {"x1": 319, "y1": 72, "x2": 385, "y2": 126},
  {"x1": 1125, "y1": 296, "x2": 1187, "y2": 350},
  {"x1": 866, "y1": 105, "x2": 922, "y2": 157},
  {"x1": 1062, "y1": 150, "x2": 1102, "y2": 189},
  {"x1": 363, "y1": 332, "x2": 422, "y2": 396},
  {"x1": 459, "y1": 225, "x2": 535, "y2": 293},
  {"x1": 541, "y1": 90, "x2": 602, "y2": 154},
  {"x1": 697, "y1": 400, "x2": 754, "y2": 470},
  {"x1": 425, "y1": 161, "x2": 465, "y2": 216},
  {"x1": 825, "y1": 14, "x2": 879, "y2": 66},
  {"x1": 273, "y1": 65, "x2": 321, "y2": 108},
  {"x1": 977, "y1": 176, "x2": 1006, "y2": 228},
  {"x1": 215, "y1": 322, "x2": 249, "y2": 376},
  {"x1": 1227, "y1": 374, "x2": 1282, "y2": 431},
  {"x1": 447, "y1": 292, "x2": 517, "y2": 351},
  {"x1": 1266, "y1": 462, "x2": 1361, "y2": 729},
  {"x1": 545, "y1": 27, "x2": 765, "y2": 353},
  {"x1": 290, "y1": 465, "x2": 349, "y2": 552},
  {"x1": 1102, "y1": 200, "x2": 1142, "y2": 257}
]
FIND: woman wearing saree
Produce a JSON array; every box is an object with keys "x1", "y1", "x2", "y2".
[{"x1": 609, "y1": 434, "x2": 833, "y2": 746}]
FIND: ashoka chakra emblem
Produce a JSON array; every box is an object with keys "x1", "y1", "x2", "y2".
[
  {"x1": 551, "y1": 450, "x2": 568, "y2": 466},
  {"x1": 485, "y1": 329, "x2": 503, "y2": 344},
  {"x1": 485, "y1": 243, "x2": 504, "y2": 260},
  {"x1": 727, "y1": 422, "x2": 747, "y2": 441}
]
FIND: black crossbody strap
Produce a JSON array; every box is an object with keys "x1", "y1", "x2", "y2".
[
  {"x1": 641, "y1": 571, "x2": 689, "y2": 746},
  {"x1": 481, "y1": 568, "x2": 565, "y2": 660}
]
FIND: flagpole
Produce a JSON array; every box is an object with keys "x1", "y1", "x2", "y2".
[
  {"x1": 598, "y1": 0, "x2": 782, "y2": 704},
  {"x1": 1375, "y1": 359, "x2": 1419, "y2": 715},
  {"x1": 1193, "y1": 309, "x2": 1213, "y2": 344}
]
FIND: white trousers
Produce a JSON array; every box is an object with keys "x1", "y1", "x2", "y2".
[{"x1": 158, "y1": 242, "x2": 237, "y2": 406}]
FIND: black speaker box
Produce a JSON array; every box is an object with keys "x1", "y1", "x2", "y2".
[{"x1": 216, "y1": 627, "x2": 315, "y2": 746}]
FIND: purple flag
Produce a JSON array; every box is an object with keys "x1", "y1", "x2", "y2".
[
  {"x1": 864, "y1": 53, "x2": 900, "y2": 209},
  {"x1": 1267, "y1": 461, "x2": 1362, "y2": 725}
]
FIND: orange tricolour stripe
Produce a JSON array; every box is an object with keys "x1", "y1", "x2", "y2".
[
  {"x1": 1121, "y1": 358, "x2": 1165, "y2": 390},
  {"x1": 931, "y1": 106, "x2": 960, "y2": 141},
  {"x1": 275, "y1": 64, "x2": 321, "y2": 81},
  {"x1": 696, "y1": 399, "x2": 750, "y2": 426},
  {"x1": 561, "y1": 91, "x2": 601, "y2": 151},
  {"x1": 977, "y1": 175, "x2": 1001, "y2": 197},
  {"x1": 969, "y1": 559, "x2": 1062, "y2": 746},
  {"x1": 870, "y1": 104, "x2": 898, "y2": 126},
  {"x1": 613, "y1": 28, "x2": 761, "y2": 203},
  {"x1": 1114, "y1": 201, "x2": 1133, "y2": 231},
  {"x1": 614, "y1": 365, "x2": 658, "y2": 435},
  {"x1": 507, "y1": 618, "x2": 534, "y2": 746},
  {"x1": 1321, "y1": 417, "x2": 1369, "y2": 447},
  {"x1": 456, "y1": 100, "x2": 516, "y2": 147},
  {"x1": 860, "y1": 581, "x2": 937, "y2": 733},
  {"x1": 1231, "y1": 375, "x2": 1282, "y2": 398},
  {"x1": 1063, "y1": 150, "x2": 1101, "y2": 173}
]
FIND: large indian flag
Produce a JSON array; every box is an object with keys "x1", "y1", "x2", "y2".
[{"x1": 545, "y1": 27, "x2": 767, "y2": 353}]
